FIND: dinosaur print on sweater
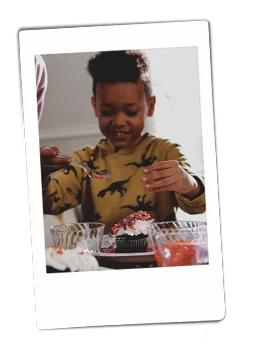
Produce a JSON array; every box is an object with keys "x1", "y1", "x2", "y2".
[
  {"x1": 42, "y1": 134, "x2": 206, "y2": 232},
  {"x1": 124, "y1": 152, "x2": 157, "y2": 168},
  {"x1": 97, "y1": 177, "x2": 131, "y2": 198},
  {"x1": 119, "y1": 194, "x2": 157, "y2": 212},
  {"x1": 82, "y1": 153, "x2": 99, "y2": 170}
]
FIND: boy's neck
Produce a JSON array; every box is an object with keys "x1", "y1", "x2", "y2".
[{"x1": 99, "y1": 133, "x2": 151, "y2": 152}]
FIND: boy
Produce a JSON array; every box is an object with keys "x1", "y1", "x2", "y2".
[{"x1": 41, "y1": 50, "x2": 205, "y2": 233}]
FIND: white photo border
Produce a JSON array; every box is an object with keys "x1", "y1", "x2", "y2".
[{"x1": 19, "y1": 21, "x2": 225, "y2": 329}]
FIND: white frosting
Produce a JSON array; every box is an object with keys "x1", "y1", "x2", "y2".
[
  {"x1": 116, "y1": 219, "x2": 153, "y2": 237},
  {"x1": 77, "y1": 236, "x2": 99, "y2": 253},
  {"x1": 46, "y1": 246, "x2": 99, "y2": 272}
]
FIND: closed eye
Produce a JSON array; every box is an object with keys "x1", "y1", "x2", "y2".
[
  {"x1": 125, "y1": 111, "x2": 138, "y2": 117},
  {"x1": 101, "y1": 110, "x2": 115, "y2": 117}
]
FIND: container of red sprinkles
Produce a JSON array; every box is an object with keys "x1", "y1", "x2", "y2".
[{"x1": 111, "y1": 211, "x2": 154, "y2": 253}]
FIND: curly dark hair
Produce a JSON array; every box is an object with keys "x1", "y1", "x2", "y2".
[{"x1": 87, "y1": 50, "x2": 152, "y2": 100}]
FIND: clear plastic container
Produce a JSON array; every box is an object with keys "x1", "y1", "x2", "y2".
[
  {"x1": 147, "y1": 221, "x2": 208, "y2": 267},
  {"x1": 50, "y1": 222, "x2": 105, "y2": 253}
]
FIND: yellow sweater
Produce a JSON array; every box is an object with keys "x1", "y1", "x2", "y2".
[{"x1": 43, "y1": 133, "x2": 206, "y2": 233}]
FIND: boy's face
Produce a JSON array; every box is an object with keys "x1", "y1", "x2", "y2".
[{"x1": 91, "y1": 81, "x2": 156, "y2": 149}]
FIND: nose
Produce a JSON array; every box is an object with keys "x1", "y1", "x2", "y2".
[{"x1": 111, "y1": 111, "x2": 127, "y2": 127}]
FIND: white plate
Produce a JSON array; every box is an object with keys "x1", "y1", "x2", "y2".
[
  {"x1": 99, "y1": 251, "x2": 154, "y2": 257},
  {"x1": 98, "y1": 266, "x2": 113, "y2": 271}
]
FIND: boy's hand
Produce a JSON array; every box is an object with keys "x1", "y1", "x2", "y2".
[
  {"x1": 40, "y1": 146, "x2": 71, "y2": 175},
  {"x1": 141, "y1": 161, "x2": 201, "y2": 197}
]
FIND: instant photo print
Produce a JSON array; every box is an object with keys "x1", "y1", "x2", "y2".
[{"x1": 19, "y1": 21, "x2": 225, "y2": 329}]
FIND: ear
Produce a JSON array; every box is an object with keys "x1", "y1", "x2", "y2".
[
  {"x1": 147, "y1": 96, "x2": 156, "y2": 117},
  {"x1": 91, "y1": 96, "x2": 98, "y2": 117}
]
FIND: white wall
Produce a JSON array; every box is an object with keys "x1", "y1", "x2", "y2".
[
  {"x1": 147, "y1": 47, "x2": 204, "y2": 176},
  {"x1": 39, "y1": 48, "x2": 206, "y2": 221},
  {"x1": 39, "y1": 52, "x2": 101, "y2": 153}
]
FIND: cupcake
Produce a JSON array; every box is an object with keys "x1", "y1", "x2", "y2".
[
  {"x1": 46, "y1": 245, "x2": 99, "y2": 273},
  {"x1": 110, "y1": 211, "x2": 154, "y2": 253}
]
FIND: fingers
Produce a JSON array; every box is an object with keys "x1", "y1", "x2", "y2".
[
  {"x1": 147, "y1": 183, "x2": 179, "y2": 193},
  {"x1": 141, "y1": 168, "x2": 174, "y2": 183},
  {"x1": 41, "y1": 157, "x2": 68, "y2": 167},
  {"x1": 40, "y1": 146, "x2": 71, "y2": 175},
  {"x1": 41, "y1": 156, "x2": 71, "y2": 165},
  {"x1": 42, "y1": 165, "x2": 67, "y2": 174},
  {"x1": 144, "y1": 175, "x2": 179, "y2": 192},
  {"x1": 141, "y1": 160, "x2": 184, "y2": 193},
  {"x1": 50, "y1": 146, "x2": 59, "y2": 151},
  {"x1": 40, "y1": 146, "x2": 59, "y2": 157},
  {"x1": 144, "y1": 160, "x2": 179, "y2": 174}
]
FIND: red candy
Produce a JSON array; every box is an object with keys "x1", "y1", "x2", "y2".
[
  {"x1": 93, "y1": 175, "x2": 106, "y2": 180},
  {"x1": 155, "y1": 240, "x2": 199, "y2": 267}
]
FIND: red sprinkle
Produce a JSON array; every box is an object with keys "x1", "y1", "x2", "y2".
[
  {"x1": 93, "y1": 175, "x2": 106, "y2": 180},
  {"x1": 111, "y1": 211, "x2": 152, "y2": 235}
]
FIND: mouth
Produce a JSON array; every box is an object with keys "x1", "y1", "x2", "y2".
[
  {"x1": 111, "y1": 131, "x2": 130, "y2": 136},
  {"x1": 110, "y1": 131, "x2": 130, "y2": 142}
]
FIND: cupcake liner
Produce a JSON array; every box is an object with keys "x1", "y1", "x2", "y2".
[{"x1": 116, "y1": 235, "x2": 148, "y2": 253}]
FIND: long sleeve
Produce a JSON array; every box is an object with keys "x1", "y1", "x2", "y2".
[
  {"x1": 42, "y1": 149, "x2": 87, "y2": 215},
  {"x1": 164, "y1": 142, "x2": 206, "y2": 214},
  {"x1": 35, "y1": 55, "x2": 48, "y2": 122}
]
